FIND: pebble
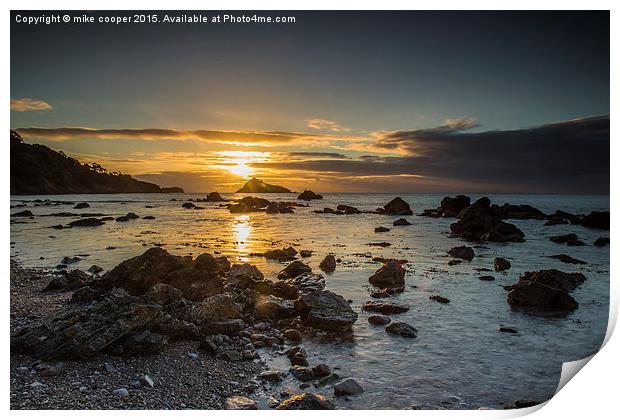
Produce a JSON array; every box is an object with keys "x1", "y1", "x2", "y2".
[{"x1": 113, "y1": 388, "x2": 129, "y2": 398}]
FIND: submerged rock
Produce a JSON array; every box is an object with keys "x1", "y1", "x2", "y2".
[
  {"x1": 367, "y1": 314, "x2": 391, "y2": 325},
  {"x1": 547, "y1": 254, "x2": 586, "y2": 264},
  {"x1": 594, "y1": 237, "x2": 610, "y2": 247},
  {"x1": 68, "y1": 218, "x2": 105, "y2": 227},
  {"x1": 429, "y1": 295, "x2": 450, "y2": 304},
  {"x1": 11, "y1": 210, "x2": 34, "y2": 217},
  {"x1": 334, "y1": 378, "x2": 364, "y2": 396},
  {"x1": 362, "y1": 301, "x2": 409, "y2": 314},
  {"x1": 549, "y1": 233, "x2": 585, "y2": 246},
  {"x1": 369, "y1": 259, "x2": 405, "y2": 287},
  {"x1": 336, "y1": 204, "x2": 361, "y2": 214},
  {"x1": 393, "y1": 218, "x2": 412, "y2": 226},
  {"x1": 73, "y1": 202, "x2": 90, "y2": 209}
]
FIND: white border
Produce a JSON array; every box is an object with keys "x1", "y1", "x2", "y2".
[{"x1": 2, "y1": 2, "x2": 616, "y2": 419}]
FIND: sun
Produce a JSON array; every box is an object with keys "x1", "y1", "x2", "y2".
[{"x1": 215, "y1": 151, "x2": 269, "y2": 178}]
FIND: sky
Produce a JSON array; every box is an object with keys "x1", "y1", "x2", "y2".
[{"x1": 10, "y1": 11, "x2": 610, "y2": 193}]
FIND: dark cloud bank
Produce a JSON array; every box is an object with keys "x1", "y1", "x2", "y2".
[{"x1": 254, "y1": 116, "x2": 610, "y2": 194}]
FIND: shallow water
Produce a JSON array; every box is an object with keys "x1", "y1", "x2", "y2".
[{"x1": 10, "y1": 193, "x2": 610, "y2": 409}]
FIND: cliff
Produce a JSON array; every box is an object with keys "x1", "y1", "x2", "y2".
[{"x1": 10, "y1": 130, "x2": 184, "y2": 195}]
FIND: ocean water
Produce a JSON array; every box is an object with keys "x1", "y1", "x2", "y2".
[{"x1": 10, "y1": 193, "x2": 610, "y2": 409}]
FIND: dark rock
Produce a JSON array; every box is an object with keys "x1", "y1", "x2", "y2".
[
  {"x1": 312, "y1": 364, "x2": 331, "y2": 378},
  {"x1": 181, "y1": 202, "x2": 195, "y2": 209},
  {"x1": 277, "y1": 260, "x2": 312, "y2": 279},
  {"x1": 285, "y1": 345, "x2": 308, "y2": 366},
  {"x1": 294, "y1": 290, "x2": 358, "y2": 331},
  {"x1": 235, "y1": 178, "x2": 291, "y2": 194},
  {"x1": 283, "y1": 329, "x2": 303, "y2": 342},
  {"x1": 393, "y1": 218, "x2": 412, "y2": 226},
  {"x1": 450, "y1": 197, "x2": 525, "y2": 242},
  {"x1": 439, "y1": 195, "x2": 471, "y2": 217},
  {"x1": 506, "y1": 269, "x2": 586, "y2": 312},
  {"x1": 68, "y1": 218, "x2": 105, "y2": 227},
  {"x1": 375, "y1": 226, "x2": 390, "y2": 233},
  {"x1": 319, "y1": 255, "x2": 336, "y2": 272},
  {"x1": 300, "y1": 250, "x2": 312, "y2": 258},
  {"x1": 385, "y1": 321, "x2": 417, "y2": 337},
  {"x1": 380, "y1": 197, "x2": 413, "y2": 215},
  {"x1": 504, "y1": 400, "x2": 540, "y2": 409},
  {"x1": 276, "y1": 392, "x2": 335, "y2": 410},
  {"x1": 254, "y1": 295, "x2": 296, "y2": 320},
  {"x1": 362, "y1": 301, "x2": 409, "y2": 314},
  {"x1": 61, "y1": 256, "x2": 81, "y2": 265},
  {"x1": 11, "y1": 210, "x2": 34, "y2": 217},
  {"x1": 494, "y1": 257, "x2": 511, "y2": 272},
  {"x1": 549, "y1": 233, "x2": 585, "y2": 246},
  {"x1": 498, "y1": 326, "x2": 518, "y2": 333},
  {"x1": 259, "y1": 370, "x2": 284, "y2": 383},
  {"x1": 115, "y1": 216, "x2": 130, "y2": 222},
  {"x1": 263, "y1": 246, "x2": 298, "y2": 262},
  {"x1": 336, "y1": 204, "x2": 361, "y2": 214},
  {"x1": 547, "y1": 254, "x2": 586, "y2": 264},
  {"x1": 491, "y1": 203, "x2": 547, "y2": 220},
  {"x1": 367, "y1": 314, "x2": 391, "y2": 325},
  {"x1": 143, "y1": 215, "x2": 155, "y2": 220},
  {"x1": 580, "y1": 211, "x2": 609, "y2": 230},
  {"x1": 448, "y1": 246, "x2": 474, "y2": 261},
  {"x1": 429, "y1": 295, "x2": 450, "y2": 304},
  {"x1": 298, "y1": 190, "x2": 323, "y2": 200},
  {"x1": 289, "y1": 366, "x2": 315, "y2": 381},
  {"x1": 594, "y1": 237, "x2": 610, "y2": 247},
  {"x1": 73, "y1": 202, "x2": 90, "y2": 209},
  {"x1": 334, "y1": 378, "x2": 364, "y2": 396},
  {"x1": 479, "y1": 275, "x2": 495, "y2": 281},
  {"x1": 448, "y1": 259, "x2": 462, "y2": 266},
  {"x1": 206, "y1": 192, "x2": 225, "y2": 202},
  {"x1": 369, "y1": 259, "x2": 405, "y2": 287}
]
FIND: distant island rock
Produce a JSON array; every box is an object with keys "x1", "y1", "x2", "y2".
[
  {"x1": 10, "y1": 130, "x2": 184, "y2": 195},
  {"x1": 235, "y1": 177, "x2": 291, "y2": 193}
]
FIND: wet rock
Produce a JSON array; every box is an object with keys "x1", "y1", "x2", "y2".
[
  {"x1": 334, "y1": 378, "x2": 364, "y2": 396},
  {"x1": 594, "y1": 237, "x2": 610, "y2": 247},
  {"x1": 580, "y1": 211, "x2": 609, "y2": 230},
  {"x1": 294, "y1": 290, "x2": 358, "y2": 332},
  {"x1": 336, "y1": 204, "x2": 361, "y2": 214},
  {"x1": 143, "y1": 215, "x2": 156, "y2": 220},
  {"x1": 300, "y1": 250, "x2": 313, "y2": 258},
  {"x1": 229, "y1": 263, "x2": 264, "y2": 281},
  {"x1": 283, "y1": 329, "x2": 303, "y2": 342},
  {"x1": 494, "y1": 257, "x2": 511, "y2": 272},
  {"x1": 450, "y1": 197, "x2": 525, "y2": 242},
  {"x1": 312, "y1": 364, "x2": 331, "y2": 378},
  {"x1": 206, "y1": 192, "x2": 225, "y2": 202},
  {"x1": 448, "y1": 259, "x2": 462, "y2": 266},
  {"x1": 285, "y1": 345, "x2": 309, "y2": 366},
  {"x1": 224, "y1": 396, "x2": 257, "y2": 410},
  {"x1": 429, "y1": 295, "x2": 450, "y2": 304},
  {"x1": 298, "y1": 190, "x2": 323, "y2": 200},
  {"x1": 285, "y1": 273, "x2": 326, "y2": 293},
  {"x1": 315, "y1": 372, "x2": 341, "y2": 387},
  {"x1": 448, "y1": 246, "x2": 474, "y2": 261},
  {"x1": 319, "y1": 255, "x2": 337, "y2": 272},
  {"x1": 506, "y1": 269, "x2": 586, "y2": 312},
  {"x1": 116, "y1": 216, "x2": 131, "y2": 222},
  {"x1": 74, "y1": 202, "x2": 90, "y2": 209},
  {"x1": 369, "y1": 259, "x2": 405, "y2": 287},
  {"x1": 289, "y1": 366, "x2": 315, "y2": 381},
  {"x1": 61, "y1": 256, "x2": 82, "y2": 265},
  {"x1": 498, "y1": 326, "x2": 518, "y2": 333},
  {"x1": 263, "y1": 246, "x2": 298, "y2": 262},
  {"x1": 87, "y1": 265, "x2": 104, "y2": 275},
  {"x1": 385, "y1": 321, "x2": 417, "y2": 337},
  {"x1": 259, "y1": 370, "x2": 284, "y2": 383},
  {"x1": 276, "y1": 392, "x2": 335, "y2": 409},
  {"x1": 181, "y1": 202, "x2": 195, "y2": 209},
  {"x1": 375, "y1": 226, "x2": 390, "y2": 233},
  {"x1": 362, "y1": 301, "x2": 409, "y2": 314},
  {"x1": 44, "y1": 269, "x2": 90, "y2": 292},
  {"x1": 11, "y1": 210, "x2": 34, "y2": 217},
  {"x1": 254, "y1": 295, "x2": 296, "y2": 320},
  {"x1": 278, "y1": 260, "x2": 312, "y2": 279},
  {"x1": 68, "y1": 218, "x2": 105, "y2": 227},
  {"x1": 228, "y1": 196, "x2": 272, "y2": 213},
  {"x1": 549, "y1": 233, "x2": 585, "y2": 246},
  {"x1": 367, "y1": 314, "x2": 391, "y2": 325},
  {"x1": 380, "y1": 197, "x2": 413, "y2": 215},
  {"x1": 547, "y1": 254, "x2": 586, "y2": 264},
  {"x1": 491, "y1": 203, "x2": 547, "y2": 220},
  {"x1": 440, "y1": 195, "x2": 471, "y2": 217},
  {"x1": 479, "y1": 275, "x2": 495, "y2": 281},
  {"x1": 393, "y1": 218, "x2": 412, "y2": 226}
]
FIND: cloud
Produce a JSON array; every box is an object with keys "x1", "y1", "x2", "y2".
[
  {"x1": 10, "y1": 98, "x2": 53, "y2": 112},
  {"x1": 251, "y1": 116, "x2": 610, "y2": 193},
  {"x1": 282, "y1": 151, "x2": 350, "y2": 159},
  {"x1": 306, "y1": 118, "x2": 351, "y2": 132},
  {"x1": 15, "y1": 127, "x2": 364, "y2": 146}
]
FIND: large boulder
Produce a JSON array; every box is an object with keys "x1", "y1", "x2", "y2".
[
  {"x1": 369, "y1": 259, "x2": 405, "y2": 287},
  {"x1": 380, "y1": 197, "x2": 413, "y2": 215},
  {"x1": 447, "y1": 246, "x2": 474, "y2": 261},
  {"x1": 336, "y1": 204, "x2": 361, "y2": 214},
  {"x1": 102, "y1": 248, "x2": 184, "y2": 295},
  {"x1": 319, "y1": 255, "x2": 337, "y2": 272},
  {"x1": 494, "y1": 257, "x2": 511, "y2": 272},
  {"x1": 440, "y1": 195, "x2": 470, "y2": 217},
  {"x1": 298, "y1": 190, "x2": 323, "y2": 200},
  {"x1": 506, "y1": 269, "x2": 585, "y2": 312},
  {"x1": 294, "y1": 290, "x2": 358, "y2": 332},
  {"x1": 580, "y1": 211, "x2": 609, "y2": 230},
  {"x1": 278, "y1": 260, "x2": 312, "y2": 279},
  {"x1": 450, "y1": 197, "x2": 525, "y2": 242}
]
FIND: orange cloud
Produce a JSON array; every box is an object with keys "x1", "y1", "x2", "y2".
[
  {"x1": 11, "y1": 98, "x2": 53, "y2": 112},
  {"x1": 306, "y1": 118, "x2": 351, "y2": 132}
]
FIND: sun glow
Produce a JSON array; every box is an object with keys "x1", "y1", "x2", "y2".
[
  {"x1": 233, "y1": 215, "x2": 252, "y2": 257},
  {"x1": 215, "y1": 151, "x2": 270, "y2": 178}
]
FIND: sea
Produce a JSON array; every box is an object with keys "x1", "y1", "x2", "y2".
[{"x1": 9, "y1": 193, "x2": 610, "y2": 409}]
